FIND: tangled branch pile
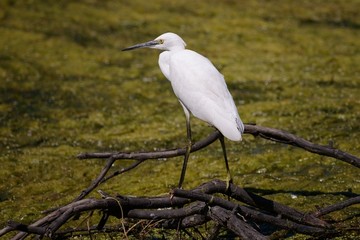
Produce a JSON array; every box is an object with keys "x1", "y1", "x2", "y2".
[{"x1": 1, "y1": 124, "x2": 359, "y2": 239}]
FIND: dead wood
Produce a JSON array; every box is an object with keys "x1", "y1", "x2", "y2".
[
  {"x1": 2, "y1": 180, "x2": 342, "y2": 239},
  {"x1": 1, "y1": 124, "x2": 359, "y2": 239}
]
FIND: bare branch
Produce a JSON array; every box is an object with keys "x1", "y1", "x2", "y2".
[
  {"x1": 2, "y1": 124, "x2": 359, "y2": 239},
  {"x1": 77, "y1": 130, "x2": 220, "y2": 160},
  {"x1": 2, "y1": 180, "x2": 346, "y2": 239},
  {"x1": 244, "y1": 125, "x2": 360, "y2": 168},
  {"x1": 78, "y1": 124, "x2": 360, "y2": 168},
  {"x1": 312, "y1": 196, "x2": 360, "y2": 217}
]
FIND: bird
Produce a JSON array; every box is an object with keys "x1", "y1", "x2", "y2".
[{"x1": 123, "y1": 32, "x2": 244, "y2": 188}]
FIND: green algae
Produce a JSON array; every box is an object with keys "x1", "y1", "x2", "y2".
[{"x1": 0, "y1": 0, "x2": 359, "y2": 238}]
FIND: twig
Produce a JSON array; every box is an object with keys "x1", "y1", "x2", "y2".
[
  {"x1": 73, "y1": 131, "x2": 220, "y2": 202},
  {"x1": 312, "y1": 196, "x2": 360, "y2": 217},
  {"x1": 73, "y1": 157, "x2": 116, "y2": 202},
  {"x1": 77, "y1": 130, "x2": 221, "y2": 160},
  {"x1": 244, "y1": 125, "x2": 360, "y2": 168}
]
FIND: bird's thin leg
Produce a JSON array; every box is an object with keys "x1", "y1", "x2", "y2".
[
  {"x1": 178, "y1": 108, "x2": 192, "y2": 189},
  {"x1": 219, "y1": 134, "x2": 232, "y2": 191}
]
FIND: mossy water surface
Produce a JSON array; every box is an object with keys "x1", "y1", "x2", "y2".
[{"x1": 0, "y1": 0, "x2": 359, "y2": 238}]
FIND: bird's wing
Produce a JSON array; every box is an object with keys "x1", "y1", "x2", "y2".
[{"x1": 169, "y1": 50, "x2": 243, "y2": 140}]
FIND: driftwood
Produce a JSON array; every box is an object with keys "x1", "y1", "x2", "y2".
[{"x1": 1, "y1": 124, "x2": 359, "y2": 239}]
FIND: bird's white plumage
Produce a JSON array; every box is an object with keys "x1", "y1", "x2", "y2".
[
  {"x1": 156, "y1": 33, "x2": 243, "y2": 141},
  {"x1": 161, "y1": 49, "x2": 243, "y2": 140},
  {"x1": 123, "y1": 32, "x2": 244, "y2": 141}
]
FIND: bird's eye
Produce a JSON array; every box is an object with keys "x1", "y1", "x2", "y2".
[{"x1": 159, "y1": 39, "x2": 164, "y2": 44}]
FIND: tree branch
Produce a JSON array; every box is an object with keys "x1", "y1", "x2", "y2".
[
  {"x1": 3, "y1": 180, "x2": 348, "y2": 239},
  {"x1": 78, "y1": 124, "x2": 360, "y2": 167},
  {"x1": 2, "y1": 124, "x2": 359, "y2": 239},
  {"x1": 244, "y1": 124, "x2": 360, "y2": 168}
]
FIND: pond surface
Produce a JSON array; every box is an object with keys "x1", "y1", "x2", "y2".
[{"x1": 0, "y1": 0, "x2": 359, "y2": 238}]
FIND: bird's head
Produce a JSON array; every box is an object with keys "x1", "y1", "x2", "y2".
[{"x1": 122, "y1": 32, "x2": 186, "y2": 52}]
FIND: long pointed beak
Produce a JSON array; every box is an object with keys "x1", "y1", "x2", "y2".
[{"x1": 122, "y1": 40, "x2": 159, "y2": 51}]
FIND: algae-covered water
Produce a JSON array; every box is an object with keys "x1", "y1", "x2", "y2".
[{"x1": 0, "y1": 0, "x2": 359, "y2": 238}]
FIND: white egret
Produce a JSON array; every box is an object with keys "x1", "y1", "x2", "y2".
[{"x1": 123, "y1": 32, "x2": 244, "y2": 188}]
